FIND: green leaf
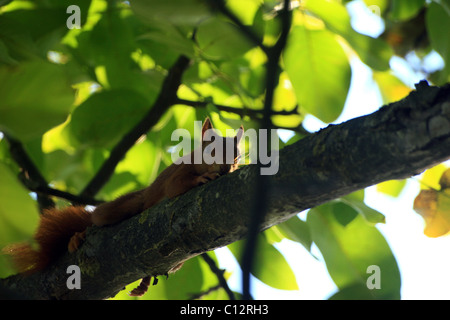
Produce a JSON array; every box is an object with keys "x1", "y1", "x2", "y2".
[
  {"x1": 340, "y1": 193, "x2": 386, "y2": 225},
  {"x1": 67, "y1": 89, "x2": 149, "y2": 148},
  {"x1": 275, "y1": 216, "x2": 312, "y2": 251},
  {"x1": 218, "y1": 52, "x2": 267, "y2": 98},
  {"x1": 0, "y1": 8, "x2": 66, "y2": 60},
  {"x1": 303, "y1": 0, "x2": 393, "y2": 71},
  {"x1": 139, "y1": 29, "x2": 195, "y2": 59},
  {"x1": 228, "y1": 234, "x2": 298, "y2": 290},
  {"x1": 75, "y1": 9, "x2": 165, "y2": 101},
  {"x1": 225, "y1": 0, "x2": 261, "y2": 25},
  {"x1": 328, "y1": 283, "x2": 378, "y2": 300},
  {"x1": 117, "y1": 139, "x2": 159, "y2": 186},
  {"x1": 389, "y1": 0, "x2": 425, "y2": 21},
  {"x1": 284, "y1": 25, "x2": 351, "y2": 123},
  {"x1": 40, "y1": 149, "x2": 89, "y2": 192},
  {"x1": 196, "y1": 18, "x2": 255, "y2": 61},
  {"x1": 426, "y1": 2, "x2": 450, "y2": 81},
  {"x1": 0, "y1": 39, "x2": 18, "y2": 65},
  {"x1": 0, "y1": 61, "x2": 74, "y2": 141},
  {"x1": 137, "y1": 22, "x2": 191, "y2": 69},
  {"x1": 163, "y1": 256, "x2": 204, "y2": 300},
  {"x1": 100, "y1": 139, "x2": 160, "y2": 200},
  {"x1": 131, "y1": 0, "x2": 210, "y2": 26},
  {"x1": 0, "y1": 162, "x2": 39, "y2": 277},
  {"x1": 0, "y1": 0, "x2": 13, "y2": 7},
  {"x1": 307, "y1": 203, "x2": 401, "y2": 299},
  {"x1": 0, "y1": 162, "x2": 39, "y2": 244},
  {"x1": 362, "y1": 0, "x2": 389, "y2": 15},
  {"x1": 113, "y1": 255, "x2": 205, "y2": 300},
  {"x1": 196, "y1": 251, "x2": 238, "y2": 300},
  {"x1": 332, "y1": 202, "x2": 359, "y2": 227}
]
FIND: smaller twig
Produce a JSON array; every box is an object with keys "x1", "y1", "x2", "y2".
[
  {"x1": 201, "y1": 253, "x2": 236, "y2": 300},
  {"x1": 188, "y1": 284, "x2": 222, "y2": 300},
  {"x1": 3, "y1": 132, "x2": 102, "y2": 206},
  {"x1": 32, "y1": 185, "x2": 103, "y2": 206},
  {"x1": 175, "y1": 97, "x2": 311, "y2": 135},
  {"x1": 3, "y1": 132, "x2": 54, "y2": 210},
  {"x1": 175, "y1": 97, "x2": 299, "y2": 118}
]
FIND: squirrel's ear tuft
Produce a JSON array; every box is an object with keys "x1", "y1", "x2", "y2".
[
  {"x1": 235, "y1": 125, "x2": 244, "y2": 143},
  {"x1": 202, "y1": 117, "x2": 213, "y2": 137}
]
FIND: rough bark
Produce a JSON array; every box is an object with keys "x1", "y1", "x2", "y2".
[{"x1": 1, "y1": 81, "x2": 450, "y2": 299}]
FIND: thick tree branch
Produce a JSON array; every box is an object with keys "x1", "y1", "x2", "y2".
[{"x1": 1, "y1": 81, "x2": 450, "y2": 299}]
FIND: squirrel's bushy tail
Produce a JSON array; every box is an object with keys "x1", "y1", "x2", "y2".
[{"x1": 2, "y1": 206, "x2": 92, "y2": 274}]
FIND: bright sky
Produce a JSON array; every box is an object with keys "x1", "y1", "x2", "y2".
[{"x1": 216, "y1": 0, "x2": 450, "y2": 300}]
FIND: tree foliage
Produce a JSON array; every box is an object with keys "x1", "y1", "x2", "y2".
[{"x1": 0, "y1": 0, "x2": 449, "y2": 300}]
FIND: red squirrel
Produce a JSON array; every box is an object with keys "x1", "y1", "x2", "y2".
[{"x1": 2, "y1": 118, "x2": 244, "y2": 296}]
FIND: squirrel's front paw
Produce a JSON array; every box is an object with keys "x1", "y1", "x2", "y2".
[{"x1": 196, "y1": 172, "x2": 220, "y2": 185}]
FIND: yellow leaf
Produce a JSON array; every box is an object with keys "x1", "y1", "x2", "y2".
[
  {"x1": 420, "y1": 164, "x2": 448, "y2": 190},
  {"x1": 373, "y1": 71, "x2": 411, "y2": 104},
  {"x1": 376, "y1": 179, "x2": 406, "y2": 197},
  {"x1": 413, "y1": 169, "x2": 450, "y2": 237}
]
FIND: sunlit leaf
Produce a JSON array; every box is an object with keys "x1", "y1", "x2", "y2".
[
  {"x1": 226, "y1": 0, "x2": 261, "y2": 25},
  {"x1": 284, "y1": 25, "x2": 351, "y2": 123},
  {"x1": 362, "y1": 0, "x2": 389, "y2": 15},
  {"x1": 275, "y1": 216, "x2": 312, "y2": 251},
  {"x1": 328, "y1": 283, "x2": 378, "y2": 300},
  {"x1": 0, "y1": 163, "x2": 39, "y2": 245},
  {"x1": 341, "y1": 193, "x2": 386, "y2": 225},
  {"x1": 419, "y1": 164, "x2": 448, "y2": 191},
  {"x1": 99, "y1": 139, "x2": 160, "y2": 200},
  {"x1": 162, "y1": 256, "x2": 204, "y2": 300},
  {"x1": 414, "y1": 168, "x2": 450, "y2": 237},
  {"x1": 114, "y1": 255, "x2": 205, "y2": 300},
  {"x1": 303, "y1": 0, "x2": 393, "y2": 71},
  {"x1": 307, "y1": 203, "x2": 401, "y2": 299},
  {"x1": 373, "y1": 71, "x2": 412, "y2": 104},
  {"x1": 228, "y1": 234, "x2": 298, "y2": 290},
  {"x1": 0, "y1": 162, "x2": 39, "y2": 277},
  {"x1": 376, "y1": 179, "x2": 407, "y2": 198}
]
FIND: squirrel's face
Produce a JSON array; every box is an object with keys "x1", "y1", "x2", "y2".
[
  {"x1": 198, "y1": 117, "x2": 244, "y2": 175},
  {"x1": 201, "y1": 135, "x2": 241, "y2": 172}
]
